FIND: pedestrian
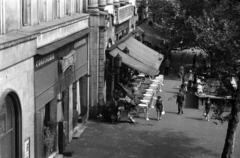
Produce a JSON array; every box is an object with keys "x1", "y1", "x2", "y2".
[
  {"x1": 164, "y1": 58, "x2": 170, "y2": 75},
  {"x1": 193, "y1": 54, "x2": 197, "y2": 69},
  {"x1": 178, "y1": 65, "x2": 184, "y2": 82},
  {"x1": 176, "y1": 89, "x2": 185, "y2": 114},
  {"x1": 155, "y1": 96, "x2": 164, "y2": 120},
  {"x1": 188, "y1": 70, "x2": 194, "y2": 88},
  {"x1": 205, "y1": 98, "x2": 212, "y2": 121}
]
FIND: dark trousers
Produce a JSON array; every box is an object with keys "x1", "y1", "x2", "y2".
[
  {"x1": 165, "y1": 67, "x2": 169, "y2": 75},
  {"x1": 156, "y1": 105, "x2": 163, "y2": 119},
  {"x1": 178, "y1": 103, "x2": 183, "y2": 114}
]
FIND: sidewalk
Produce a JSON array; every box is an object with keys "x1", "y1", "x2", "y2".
[{"x1": 63, "y1": 51, "x2": 240, "y2": 158}]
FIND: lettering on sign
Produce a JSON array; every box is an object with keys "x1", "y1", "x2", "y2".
[
  {"x1": 74, "y1": 39, "x2": 86, "y2": 49},
  {"x1": 24, "y1": 138, "x2": 30, "y2": 158},
  {"x1": 35, "y1": 54, "x2": 55, "y2": 68},
  {"x1": 59, "y1": 50, "x2": 76, "y2": 73},
  {"x1": 117, "y1": 5, "x2": 132, "y2": 24}
]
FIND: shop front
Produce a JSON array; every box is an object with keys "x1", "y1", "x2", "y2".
[
  {"x1": 115, "y1": 20, "x2": 130, "y2": 41},
  {"x1": 34, "y1": 32, "x2": 90, "y2": 158}
]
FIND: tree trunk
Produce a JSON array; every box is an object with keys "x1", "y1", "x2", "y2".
[{"x1": 221, "y1": 100, "x2": 240, "y2": 158}]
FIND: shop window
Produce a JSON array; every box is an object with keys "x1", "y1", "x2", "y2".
[
  {"x1": 43, "y1": 100, "x2": 57, "y2": 155},
  {"x1": 53, "y1": 0, "x2": 60, "y2": 19},
  {"x1": 38, "y1": 0, "x2": 47, "y2": 22},
  {"x1": 72, "y1": 82, "x2": 78, "y2": 128},
  {"x1": 22, "y1": 0, "x2": 31, "y2": 26}
]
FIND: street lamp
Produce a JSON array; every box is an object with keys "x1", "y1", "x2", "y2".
[{"x1": 114, "y1": 54, "x2": 122, "y2": 91}]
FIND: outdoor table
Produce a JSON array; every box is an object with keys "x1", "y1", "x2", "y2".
[
  {"x1": 150, "y1": 84, "x2": 158, "y2": 87},
  {"x1": 195, "y1": 93, "x2": 232, "y2": 110},
  {"x1": 146, "y1": 89, "x2": 154, "y2": 92},
  {"x1": 140, "y1": 99, "x2": 150, "y2": 104},
  {"x1": 138, "y1": 103, "x2": 147, "y2": 107},
  {"x1": 143, "y1": 94, "x2": 152, "y2": 97}
]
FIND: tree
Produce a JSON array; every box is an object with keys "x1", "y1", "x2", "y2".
[
  {"x1": 150, "y1": 0, "x2": 240, "y2": 157},
  {"x1": 186, "y1": 1, "x2": 240, "y2": 157}
]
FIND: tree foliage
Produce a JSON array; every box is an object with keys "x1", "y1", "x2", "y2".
[{"x1": 149, "y1": 0, "x2": 240, "y2": 157}]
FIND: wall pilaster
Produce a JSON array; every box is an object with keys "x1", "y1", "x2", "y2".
[
  {"x1": 98, "y1": 28, "x2": 107, "y2": 109},
  {"x1": 120, "y1": 0, "x2": 125, "y2": 6},
  {"x1": 107, "y1": 0, "x2": 114, "y2": 5},
  {"x1": 114, "y1": 0, "x2": 120, "y2": 8},
  {"x1": 89, "y1": 15, "x2": 100, "y2": 117},
  {"x1": 88, "y1": 0, "x2": 99, "y2": 14},
  {"x1": 98, "y1": 0, "x2": 107, "y2": 11}
]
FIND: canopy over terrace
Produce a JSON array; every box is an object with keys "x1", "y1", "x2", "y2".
[
  {"x1": 109, "y1": 48, "x2": 158, "y2": 76},
  {"x1": 117, "y1": 37, "x2": 164, "y2": 71}
]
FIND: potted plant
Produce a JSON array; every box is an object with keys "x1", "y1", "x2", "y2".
[{"x1": 44, "y1": 126, "x2": 55, "y2": 152}]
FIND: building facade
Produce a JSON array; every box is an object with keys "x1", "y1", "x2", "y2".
[
  {"x1": 0, "y1": 0, "x2": 141, "y2": 157},
  {"x1": 87, "y1": 0, "x2": 139, "y2": 117},
  {"x1": 0, "y1": 0, "x2": 91, "y2": 158}
]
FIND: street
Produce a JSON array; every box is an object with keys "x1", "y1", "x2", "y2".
[{"x1": 65, "y1": 50, "x2": 240, "y2": 158}]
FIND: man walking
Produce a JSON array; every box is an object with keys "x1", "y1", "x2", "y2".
[
  {"x1": 164, "y1": 58, "x2": 170, "y2": 75},
  {"x1": 176, "y1": 89, "x2": 185, "y2": 114}
]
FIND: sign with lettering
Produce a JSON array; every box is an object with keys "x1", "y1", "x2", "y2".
[
  {"x1": 34, "y1": 53, "x2": 56, "y2": 71},
  {"x1": 59, "y1": 50, "x2": 76, "y2": 73},
  {"x1": 74, "y1": 39, "x2": 86, "y2": 49},
  {"x1": 24, "y1": 138, "x2": 30, "y2": 158},
  {"x1": 35, "y1": 54, "x2": 55, "y2": 68},
  {"x1": 117, "y1": 4, "x2": 133, "y2": 24}
]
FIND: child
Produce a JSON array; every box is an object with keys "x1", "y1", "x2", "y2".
[{"x1": 155, "y1": 96, "x2": 164, "y2": 120}]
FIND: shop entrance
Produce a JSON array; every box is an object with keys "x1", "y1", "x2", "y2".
[{"x1": 0, "y1": 92, "x2": 22, "y2": 158}]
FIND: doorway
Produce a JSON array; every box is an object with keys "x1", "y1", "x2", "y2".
[{"x1": 0, "y1": 92, "x2": 22, "y2": 158}]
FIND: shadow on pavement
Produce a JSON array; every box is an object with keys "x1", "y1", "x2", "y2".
[
  {"x1": 185, "y1": 92, "x2": 198, "y2": 109},
  {"x1": 165, "y1": 111, "x2": 178, "y2": 115},
  {"x1": 67, "y1": 122, "x2": 220, "y2": 158},
  {"x1": 185, "y1": 117, "x2": 206, "y2": 121},
  {"x1": 164, "y1": 91, "x2": 179, "y2": 95}
]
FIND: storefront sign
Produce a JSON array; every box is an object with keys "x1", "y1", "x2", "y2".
[
  {"x1": 35, "y1": 54, "x2": 55, "y2": 68},
  {"x1": 24, "y1": 138, "x2": 30, "y2": 158},
  {"x1": 74, "y1": 39, "x2": 86, "y2": 49},
  {"x1": 117, "y1": 4, "x2": 132, "y2": 24},
  {"x1": 59, "y1": 50, "x2": 76, "y2": 73}
]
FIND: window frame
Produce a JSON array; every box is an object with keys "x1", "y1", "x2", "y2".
[
  {"x1": 38, "y1": 0, "x2": 47, "y2": 22},
  {"x1": 53, "y1": 0, "x2": 60, "y2": 19},
  {"x1": 65, "y1": 0, "x2": 71, "y2": 16},
  {"x1": 22, "y1": 0, "x2": 31, "y2": 26}
]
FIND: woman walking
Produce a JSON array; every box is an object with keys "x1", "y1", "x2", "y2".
[{"x1": 155, "y1": 96, "x2": 164, "y2": 121}]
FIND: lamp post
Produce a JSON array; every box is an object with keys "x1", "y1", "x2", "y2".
[{"x1": 114, "y1": 54, "x2": 122, "y2": 91}]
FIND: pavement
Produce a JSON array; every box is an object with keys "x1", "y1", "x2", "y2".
[{"x1": 64, "y1": 50, "x2": 240, "y2": 158}]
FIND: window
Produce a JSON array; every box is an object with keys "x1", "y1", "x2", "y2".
[
  {"x1": 76, "y1": 0, "x2": 83, "y2": 13},
  {"x1": 0, "y1": 0, "x2": 4, "y2": 34},
  {"x1": 65, "y1": 0, "x2": 71, "y2": 15},
  {"x1": 22, "y1": 0, "x2": 31, "y2": 26},
  {"x1": 72, "y1": 0, "x2": 76, "y2": 14},
  {"x1": 53, "y1": 0, "x2": 60, "y2": 19},
  {"x1": 38, "y1": 0, "x2": 47, "y2": 22}
]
